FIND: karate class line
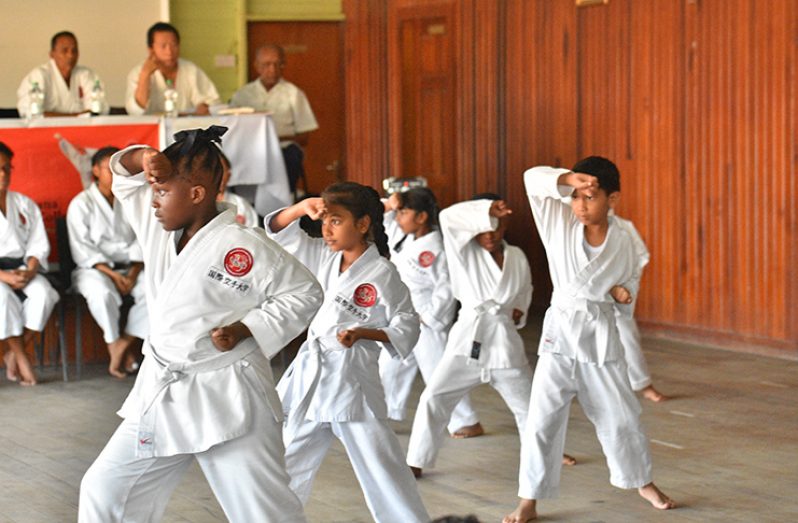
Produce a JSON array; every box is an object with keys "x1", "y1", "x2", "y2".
[
  {"x1": 650, "y1": 439, "x2": 685, "y2": 450},
  {"x1": 669, "y1": 410, "x2": 695, "y2": 418},
  {"x1": 759, "y1": 381, "x2": 788, "y2": 388}
]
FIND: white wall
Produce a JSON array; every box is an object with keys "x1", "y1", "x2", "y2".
[{"x1": 0, "y1": 0, "x2": 169, "y2": 109}]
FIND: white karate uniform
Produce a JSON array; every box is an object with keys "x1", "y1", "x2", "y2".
[
  {"x1": 230, "y1": 78, "x2": 318, "y2": 147},
  {"x1": 0, "y1": 191, "x2": 59, "y2": 339},
  {"x1": 378, "y1": 211, "x2": 479, "y2": 432},
  {"x1": 406, "y1": 200, "x2": 534, "y2": 470},
  {"x1": 125, "y1": 58, "x2": 221, "y2": 115},
  {"x1": 16, "y1": 59, "x2": 109, "y2": 117},
  {"x1": 79, "y1": 147, "x2": 322, "y2": 522},
  {"x1": 66, "y1": 183, "x2": 149, "y2": 344},
  {"x1": 519, "y1": 166, "x2": 653, "y2": 500},
  {"x1": 613, "y1": 214, "x2": 653, "y2": 391},
  {"x1": 222, "y1": 191, "x2": 259, "y2": 228},
  {"x1": 265, "y1": 212, "x2": 430, "y2": 523}
]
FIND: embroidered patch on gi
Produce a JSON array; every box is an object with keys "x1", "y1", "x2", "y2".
[
  {"x1": 235, "y1": 214, "x2": 246, "y2": 225},
  {"x1": 224, "y1": 248, "x2": 253, "y2": 277},
  {"x1": 207, "y1": 266, "x2": 252, "y2": 295},
  {"x1": 418, "y1": 250, "x2": 436, "y2": 268},
  {"x1": 353, "y1": 283, "x2": 377, "y2": 308}
]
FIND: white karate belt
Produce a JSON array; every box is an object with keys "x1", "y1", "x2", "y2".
[
  {"x1": 135, "y1": 338, "x2": 259, "y2": 458},
  {"x1": 287, "y1": 335, "x2": 349, "y2": 422},
  {"x1": 466, "y1": 299, "x2": 514, "y2": 382},
  {"x1": 549, "y1": 290, "x2": 615, "y2": 367}
]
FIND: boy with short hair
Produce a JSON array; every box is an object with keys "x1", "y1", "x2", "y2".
[
  {"x1": 79, "y1": 126, "x2": 322, "y2": 522},
  {"x1": 503, "y1": 157, "x2": 674, "y2": 522}
]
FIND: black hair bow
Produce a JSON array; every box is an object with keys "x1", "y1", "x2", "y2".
[{"x1": 173, "y1": 125, "x2": 228, "y2": 154}]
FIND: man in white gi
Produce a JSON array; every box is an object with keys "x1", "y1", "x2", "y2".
[
  {"x1": 17, "y1": 31, "x2": 110, "y2": 118},
  {"x1": 230, "y1": 44, "x2": 318, "y2": 196},
  {"x1": 504, "y1": 156, "x2": 674, "y2": 522},
  {"x1": 125, "y1": 22, "x2": 220, "y2": 116},
  {"x1": 66, "y1": 146, "x2": 148, "y2": 378},
  {"x1": 78, "y1": 126, "x2": 322, "y2": 522},
  {"x1": 0, "y1": 142, "x2": 60, "y2": 386},
  {"x1": 406, "y1": 195, "x2": 537, "y2": 477}
]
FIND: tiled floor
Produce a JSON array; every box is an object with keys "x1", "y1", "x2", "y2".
[{"x1": 1, "y1": 326, "x2": 796, "y2": 522}]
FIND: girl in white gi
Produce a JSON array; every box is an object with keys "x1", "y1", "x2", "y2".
[
  {"x1": 0, "y1": 142, "x2": 60, "y2": 386},
  {"x1": 67, "y1": 146, "x2": 149, "y2": 378},
  {"x1": 79, "y1": 127, "x2": 322, "y2": 522},
  {"x1": 379, "y1": 188, "x2": 483, "y2": 438},
  {"x1": 504, "y1": 157, "x2": 674, "y2": 523},
  {"x1": 613, "y1": 213, "x2": 668, "y2": 402},
  {"x1": 218, "y1": 152, "x2": 259, "y2": 227},
  {"x1": 265, "y1": 182, "x2": 430, "y2": 523},
  {"x1": 407, "y1": 195, "x2": 544, "y2": 478}
]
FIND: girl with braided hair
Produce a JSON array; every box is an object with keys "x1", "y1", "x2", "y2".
[
  {"x1": 79, "y1": 126, "x2": 322, "y2": 522},
  {"x1": 265, "y1": 181, "x2": 430, "y2": 523}
]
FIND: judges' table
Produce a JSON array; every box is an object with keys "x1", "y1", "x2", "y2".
[{"x1": 0, "y1": 114, "x2": 289, "y2": 261}]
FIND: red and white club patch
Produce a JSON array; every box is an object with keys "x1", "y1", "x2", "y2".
[
  {"x1": 418, "y1": 250, "x2": 436, "y2": 268},
  {"x1": 353, "y1": 283, "x2": 378, "y2": 308},
  {"x1": 223, "y1": 248, "x2": 253, "y2": 277}
]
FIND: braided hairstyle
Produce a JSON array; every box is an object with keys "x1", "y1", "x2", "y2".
[
  {"x1": 397, "y1": 187, "x2": 439, "y2": 228},
  {"x1": 162, "y1": 125, "x2": 227, "y2": 193},
  {"x1": 322, "y1": 181, "x2": 390, "y2": 258}
]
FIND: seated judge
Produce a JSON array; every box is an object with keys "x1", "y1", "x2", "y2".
[
  {"x1": 125, "y1": 22, "x2": 220, "y2": 116},
  {"x1": 17, "y1": 31, "x2": 109, "y2": 118},
  {"x1": 230, "y1": 44, "x2": 318, "y2": 195}
]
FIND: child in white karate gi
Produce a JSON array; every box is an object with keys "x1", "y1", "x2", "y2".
[
  {"x1": 379, "y1": 188, "x2": 483, "y2": 438},
  {"x1": 0, "y1": 141, "x2": 60, "y2": 386},
  {"x1": 406, "y1": 195, "x2": 542, "y2": 477},
  {"x1": 265, "y1": 182, "x2": 430, "y2": 523},
  {"x1": 218, "y1": 152, "x2": 259, "y2": 227},
  {"x1": 79, "y1": 126, "x2": 322, "y2": 522},
  {"x1": 67, "y1": 146, "x2": 148, "y2": 378},
  {"x1": 613, "y1": 213, "x2": 668, "y2": 402},
  {"x1": 504, "y1": 157, "x2": 674, "y2": 522}
]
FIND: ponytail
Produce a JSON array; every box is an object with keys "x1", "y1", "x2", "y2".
[{"x1": 322, "y1": 182, "x2": 391, "y2": 259}]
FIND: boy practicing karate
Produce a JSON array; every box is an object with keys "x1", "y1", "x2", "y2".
[
  {"x1": 79, "y1": 126, "x2": 322, "y2": 522},
  {"x1": 504, "y1": 157, "x2": 674, "y2": 522}
]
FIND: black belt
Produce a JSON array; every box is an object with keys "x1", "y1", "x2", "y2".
[{"x1": 0, "y1": 257, "x2": 24, "y2": 271}]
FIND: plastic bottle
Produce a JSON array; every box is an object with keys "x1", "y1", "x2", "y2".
[
  {"x1": 89, "y1": 80, "x2": 105, "y2": 114},
  {"x1": 164, "y1": 79, "x2": 179, "y2": 117},
  {"x1": 28, "y1": 81, "x2": 44, "y2": 119}
]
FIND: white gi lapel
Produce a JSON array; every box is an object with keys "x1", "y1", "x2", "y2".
[
  {"x1": 88, "y1": 183, "x2": 115, "y2": 232},
  {"x1": 470, "y1": 242, "x2": 515, "y2": 372}
]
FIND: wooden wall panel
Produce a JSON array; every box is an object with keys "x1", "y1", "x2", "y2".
[{"x1": 343, "y1": 0, "x2": 798, "y2": 350}]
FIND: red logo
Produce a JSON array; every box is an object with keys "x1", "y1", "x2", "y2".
[
  {"x1": 418, "y1": 251, "x2": 436, "y2": 268},
  {"x1": 353, "y1": 283, "x2": 377, "y2": 308},
  {"x1": 224, "y1": 248, "x2": 253, "y2": 277},
  {"x1": 235, "y1": 214, "x2": 246, "y2": 225}
]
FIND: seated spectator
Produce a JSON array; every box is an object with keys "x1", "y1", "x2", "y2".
[
  {"x1": 125, "y1": 22, "x2": 220, "y2": 116},
  {"x1": 16, "y1": 31, "x2": 109, "y2": 118}
]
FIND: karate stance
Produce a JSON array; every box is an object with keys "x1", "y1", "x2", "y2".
[
  {"x1": 504, "y1": 157, "x2": 674, "y2": 522},
  {"x1": 379, "y1": 188, "x2": 483, "y2": 437},
  {"x1": 0, "y1": 141, "x2": 60, "y2": 386},
  {"x1": 67, "y1": 146, "x2": 149, "y2": 378},
  {"x1": 265, "y1": 182, "x2": 430, "y2": 523},
  {"x1": 613, "y1": 213, "x2": 668, "y2": 402},
  {"x1": 79, "y1": 127, "x2": 322, "y2": 522},
  {"x1": 406, "y1": 196, "x2": 542, "y2": 477}
]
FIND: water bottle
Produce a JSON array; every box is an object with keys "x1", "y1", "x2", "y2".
[
  {"x1": 89, "y1": 79, "x2": 105, "y2": 114},
  {"x1": 164, "y1": 79, "x2": 179, "y2": 117},
  {"x1": 28, "y1": 81, "x2": 44, "y2": 119}
]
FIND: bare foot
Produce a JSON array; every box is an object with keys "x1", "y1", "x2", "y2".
[
  {"x1": 562, "y1": 453, "x2": 577, "y2": 466},
  {"x1": 4, "y1": 351, "x2": 19, "y2": 381},
  {"x1": 19, "y1": 379, "x2": 37, "y2": 387},
  {"x1": 638, "y1": 482, "x2": 675, "y2": 510},
  {"x1": 503, "y1": 498, "x2": 537, "y2": 522},
  {"x1": 451, "y1": 422, "x2": 484, "y2": 439},
  {"x1": 409, "y1": 466, "x2": 422, "y2": 478},
  {"x1": 107, "y1": 338, "x2": 131, "y2": 379},
  {"x1": 124, "y1": 352, "x2": 140, "y2": 374},
  {"x1": 11, "y1": 349, "x2": 38, "y2": 385},
  {"x1": 641, "y1": 385, "x2": 669, "y2": 402}
]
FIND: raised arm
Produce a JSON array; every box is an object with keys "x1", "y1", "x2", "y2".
[{"x1": 263, "y1": 198, "x2": 326, "y2": 273}]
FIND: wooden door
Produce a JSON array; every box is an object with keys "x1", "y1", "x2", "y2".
[
  {"x1": 247, "y1": 22, "x2": 345, "y2": 194},
  {"x1": 391, "y1": 6, "x2": 457, "y2": 207}
]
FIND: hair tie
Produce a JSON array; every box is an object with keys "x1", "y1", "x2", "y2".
[{"x1": 172, "y1": 125, "x2": 228, "y2": 155}]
